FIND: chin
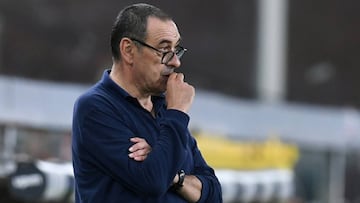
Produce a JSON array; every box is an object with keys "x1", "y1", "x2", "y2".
[
  {"x1": 151, "y1": 85, "x2": 166, "y2": 96},
  {"x1": 152, "y1": 90, "x2": 165, "y2": 96},
  {"x1": 158, "y1": 88, "x2": 167, "y2": 94}
]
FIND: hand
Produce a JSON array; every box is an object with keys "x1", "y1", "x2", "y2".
[
  {"x1": 172, "y1": 173, "x2": 179, "y2": 185},
  {"x1": 128, "y1": 137, "x2": 152, "y2": 161},
  {"x1": 166, "y1": 73, "x2": 195, "y2": 113}
]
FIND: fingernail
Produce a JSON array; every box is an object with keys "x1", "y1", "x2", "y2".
[{"x1": 128, "y1": 153, "x2": 133, "y2": 158}]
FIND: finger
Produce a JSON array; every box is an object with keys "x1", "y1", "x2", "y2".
[
  {"x1": 130, "y1": 137, "x2": 143, "y2": 143},
  {"x1": 128, "y1": 151, "x2": 144, "y2": 158},
  {"x1": 168, "y1": 73, "x2": 179, "y2": 82},
  {"x1": 129, "y1": 152, "x2": 146, "y2": 161},
  {"x1": 129, "y1": 142, "x2": 145, "y2": 152},
  {"x1": 176, "y1": 73, "x2": 184, "y2": 81},
  {"x1": 129, "y1": 148, "x2": 150, "y2": 160},
  {"x1": 133, "y1": 155, "x2": 147, "y2": 161},
  {"x1": 129, "y1": 137, "x2": 145, "y2": 152},
  {"x1": 131, "y1": 149, "x2": 148, "y2": 157}
]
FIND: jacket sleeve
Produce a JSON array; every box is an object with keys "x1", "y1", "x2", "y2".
[
  {"x1": 73, "y1": 96, "x2": 190, "y2": 197},
  {"x1": 190, "y1": 137, "x2": 223, "y2": 203}
]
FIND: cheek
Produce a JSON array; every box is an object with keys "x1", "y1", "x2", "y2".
[
  {"x1": 134, "y1": 53, "x2": 163, "y2": 80},
  {"x1": 140, "y1": 65, "x2": 162, "y2": 84}
]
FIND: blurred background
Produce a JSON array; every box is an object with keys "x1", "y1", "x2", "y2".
[{"x1": 0, "y1": 0, "x2": 359, "y2": 202}]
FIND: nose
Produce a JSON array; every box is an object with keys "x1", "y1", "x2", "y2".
[{"x1": 166, "y1": 54, "x2": 181, "y2": 68}]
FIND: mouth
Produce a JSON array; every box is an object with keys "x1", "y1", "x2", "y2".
[
  {"x1": 161, "y1": 73, "x2": 172, "y2": 84},
  {"x1": 161, "y1": 75, "x2": 170, "y2": 82},
  {"x1": 162, "y1": 67, "x2": 174, "y2": 77}
]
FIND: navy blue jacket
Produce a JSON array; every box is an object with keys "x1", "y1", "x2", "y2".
[{"x1": 72, "y1": 70, "x2": 222, "y2": 203}]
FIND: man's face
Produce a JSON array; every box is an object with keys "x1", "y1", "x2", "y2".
[{"x1": 132, "y1": 17, "x2": 182, "y2": 95}]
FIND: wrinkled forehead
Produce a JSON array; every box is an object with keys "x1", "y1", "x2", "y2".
[{"x1": 146, "y1": 17, "x2": 181, "y2": 45}]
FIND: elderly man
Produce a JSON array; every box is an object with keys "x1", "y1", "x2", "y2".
[{"x1": 72, "y1": 3, "x2": 222, "y2": 203}]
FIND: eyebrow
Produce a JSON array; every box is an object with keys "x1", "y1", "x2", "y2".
[{"x1": 158, "y1": 38, "x2": 182, "y2": 46}]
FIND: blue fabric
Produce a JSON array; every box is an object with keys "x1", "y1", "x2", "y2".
[{"x1": 72, "y1": 70, "x2": 222, "y2": 203}]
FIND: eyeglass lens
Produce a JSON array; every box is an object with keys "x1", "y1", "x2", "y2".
[{"x1": 162, "y1": 47, "x2": 186, "y2": 64}]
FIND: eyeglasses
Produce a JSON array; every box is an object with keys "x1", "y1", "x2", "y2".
[{"x1": 130, "y1": 38, "x2": 187, "y2": 65}]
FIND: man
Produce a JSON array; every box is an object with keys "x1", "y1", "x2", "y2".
[{"x1": 72, "y1": 3, "x2": 222, "y2": 203}]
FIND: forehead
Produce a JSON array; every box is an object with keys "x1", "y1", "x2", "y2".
[{"x1": 146, "y1": 16, "x2": 180, "y2": 45}]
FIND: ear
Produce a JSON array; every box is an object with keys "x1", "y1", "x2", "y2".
[{"x1": 119, "y1": 38, "x2": 134, "y2": 64}]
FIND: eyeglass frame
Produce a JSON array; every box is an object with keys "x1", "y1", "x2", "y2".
[{"x1": 129, "y1": 38, "x2": 187, "y2": 65}]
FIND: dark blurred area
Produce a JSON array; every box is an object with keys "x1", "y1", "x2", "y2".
[
  {"x1": 0, "y1": 0, "x2": 258, "y2": 98},
  {"x1": 287, "y1": 0, "x2": 360, "y2": 107},
  {"x1": 0, "y1": 0, "x2": 359, "y2": 107}
]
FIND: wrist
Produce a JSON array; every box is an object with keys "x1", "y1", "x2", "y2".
[{"x1": 173, "y1": 170, "x2": 185, "y2": 190}]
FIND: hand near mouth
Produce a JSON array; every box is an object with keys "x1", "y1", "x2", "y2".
[{"x1": 165, "y1": 72, "x2": 195, "y2": 113}]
